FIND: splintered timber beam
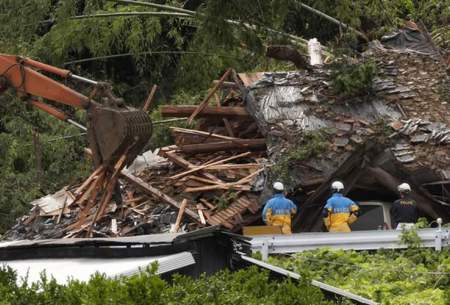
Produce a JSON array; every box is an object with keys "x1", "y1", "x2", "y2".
[
  {"x1": 179, "y1": 139, "x2": 266, "y2": 154},
  {"x1": 121, "y1": 172, "x2": 201, "y2": 223},
  {"x1": 142, "y1": 84, "x2": 158, "y2": 112},
  {"x1": 188, "y1": 68, "x2": 232, "y2": 123},
  {"x1": 163, "y1": 150, "x2": 225, "y2": 184},
  {"x1": 169, "y1": 152, "x2": 252, "y2": 180},
  {"x1": 173, "y1": 199, "x2": 188, "y2": 232},
  {"x1": 170, "y1": 127, "x2": 238, "y2": 141},
  {"x1": 160, "y1": 105, "x2": 250, "y2": 118}
]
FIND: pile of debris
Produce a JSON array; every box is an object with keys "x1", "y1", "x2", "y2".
[
  {"x1": 3, "y1": 24, "x2": 450, "y2": 239},
  {"x1": 242, "y1": 26, "x2": 450, "y2": 231},
  {"x1": 3, "y1": 70, "x2": 267, "y2": 240}
]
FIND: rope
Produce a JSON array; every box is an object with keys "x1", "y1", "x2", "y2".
[
  {"x1": 63, "y1": 51, "x2": 238, "y2": 65},
  {"x1": 23, "y1": 133, "x2": 86, "y2": 146}
]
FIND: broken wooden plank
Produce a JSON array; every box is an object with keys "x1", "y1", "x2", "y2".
[
  {"x1": 87, "y1": 152, "x2": 128, "y2": 237},
  {"x1": 188, "y1": 68, "x2": 232, "y2": 123},
  {"x1": 74, "y1": 165, "x2": 105, "y2": 196},
  {"x1": 185, "y1": 168, "x2": 263, "y2": 192},
  {"x1": 179, "y1": 139, "x2": 266, "y2": 154},
  {"x1": 163, "y1": 150, "x2": 225, "y2": 184},
  {"x1": 172, "y1": 199, "x2": 188, "y2": 233},
  {"x1": 171, "y1": 127, "x2": 238, "y2": 141},
  {"x1": 161, "y1": 105, "x2": 250, "y2": 119},
  {"x1": 169, "y1": 152, "x2": 251, "y2": 180},
  {"x1": 237, "y1": 72, "x2": 264, "y2": 87},
  {"x1": 185, "y1": 184, "x2": 251, "y2": 193},
  {"x1": 121, "y1": 172, "x2": 201, "y2": 222},
  {"x1": 187, "y1": 175, "x2": 225, "y2": 186},
  {"x1": 197, "y1": 204, "x2": 207, "y2": 225},
  {"x1": 56, "y1": 197, "x2": 68, "y2": 224},
  {"x1": 142, "y1": 84, "x2": 158, "y2": 112},
  {"x1": 201, "y1": 163, "x2": 261, "y2": 170},
  {"x1": 111, "y1": 218, "x2": 118, "y2": 235},
  {"x1": 212, "y1": 80, "x2": 238, "y2": 89},
  {"x1": 223, "y1": 118, "x2": 235, "y2": 137},
  {"x1": 200, "y1": 198, "x2": 216, "y2": 210}
]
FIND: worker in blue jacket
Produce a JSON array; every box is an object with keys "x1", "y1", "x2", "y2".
[
  {"x1": 262, "y1": 182, "x2": 297, "y2": 234},
  {"x1": 323, "y1": 181, "x2": 359, "y2": 232}
]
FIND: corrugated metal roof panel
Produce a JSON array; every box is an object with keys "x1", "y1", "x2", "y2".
[{"x1": 0, "y1": 251, "x2": 195, "y2": 285}]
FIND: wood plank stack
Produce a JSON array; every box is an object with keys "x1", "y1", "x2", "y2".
[
  {"x1": 134, "y1": 68, "x2": 267, "y2": 231},
  {"x1": 2, "y1": 69, "x2": 268, "y2": 240}
]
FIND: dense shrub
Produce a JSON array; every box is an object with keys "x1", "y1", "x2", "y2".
[
  {"x1": 0, "y1": 265, "x2": 337, "y2": 305},
  {"x1": 270, "y1": 248, "x2": 450, "y2": 305}
]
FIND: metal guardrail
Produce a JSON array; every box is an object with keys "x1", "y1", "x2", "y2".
[{"x1": 250, "y1": 228, "x2": 450, "y2": 261}]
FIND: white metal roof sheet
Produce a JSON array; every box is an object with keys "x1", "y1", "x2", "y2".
[{"x1": 0, "y1": 251, "x2": 195, "y2": 285}]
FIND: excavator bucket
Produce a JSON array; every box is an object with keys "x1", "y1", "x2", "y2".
[{"x1": 87, "y1": 105, "x2": 152, "y2": 167}]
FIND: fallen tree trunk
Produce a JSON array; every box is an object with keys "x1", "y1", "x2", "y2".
[
  {"x1": 179, "y1": 139, "x2": 266, "y2": 154},
  {"x1": 161, "y1": 105, "x2": 250, "y2": 118}
]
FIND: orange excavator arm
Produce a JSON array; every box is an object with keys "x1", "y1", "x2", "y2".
[
  {"x1": 0, "y1": 54, "x2": 91, "y2": 110},
  {"x1": 0, "y1": 54, "x2": 152, "y2": 167}
]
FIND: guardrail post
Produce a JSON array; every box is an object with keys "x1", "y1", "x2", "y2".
[
  {"x1": 261, "y1": 240, "x2": 269, "y2": 261},
  {"x1": 435, "y1": 218, "x2": 443, "y2": 251}
]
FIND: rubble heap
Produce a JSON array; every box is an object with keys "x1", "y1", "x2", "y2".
[
  {"x1": 3, "y1": 70, "x2": 267, "y2": 240},
  {"x1": 3, "y1": 25, "x2": 450, "y2": 238},
  {"x1": 243, "y1": 36, "x2": 450, "y2": 231}
]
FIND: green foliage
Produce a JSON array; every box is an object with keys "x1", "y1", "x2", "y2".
[
  {"x1": 399, "y1": 226, "x2": 422, "y2": 248},
  {"x1": 0, "y1": 95, "x2": 90, "y2": 232},
  {"x1": 0, "y1": 265, "x2": 334, "y2": 305},
  {"x1": 331, "y1": 60, "x2": 377, "y2": 98},
  {"x1": 148, "y1": 90, "x2": 202, "y2": 149},
  {"x1": 271, "y1": 132, "x2": 328, "y2": 190},
  {"x1": 213, "y1": 191, "x2": 238, "y2": 211},
  {"x1": 270, "y1": 247, "x2": 450, "y2": 305}
]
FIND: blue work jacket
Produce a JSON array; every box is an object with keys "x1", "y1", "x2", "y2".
[
  {"x1": 324, "y1": 193, "x2": 357, "y2": 214},
  {"x1": 262, "y1": 193, "x2": 297, "y2": 223}
]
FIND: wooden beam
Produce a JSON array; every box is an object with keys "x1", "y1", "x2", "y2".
[
  {"x1": 161, "y1": 105, "x2": 250, "y2": 118},
  {"x1": 169, "y1": 152, "x2": 251, "y2": 180},
  {"x1": 142, "y1": 84, "x2": 158, "y2": 112},
  {"x1": 201, "y1": 163, "x2": 261, "y2": 170},
  {"x1": 179, "y1": 139, "x2": 266, "y2": 154},
  {"x1": 121, "y1": 172, "x2": 201, "y2": 222},
  {"x1": 212, "y1": 80, "x2": 238, "y2": 89},
  {"x1": 163, "y1": 150, "x2": 224, "y2": 184},
  {"x1": 74, "y1": 165, "x2": 105, "y2": 196},
  {"x1": 185, "y1": 184, "x2": 251, "y2": 193},
  {"x1": 173, "y1": 199, "x2": 187, "y2": 232},
  {"x1": 171, "y1": 127, "x2": 238, "y2": 141},
  {"x1": 188, "y1": 68, "x2": 232, "y2": 123},
  {"x1": 223, "y1": 118, "x2": 235, "y2": 137}
]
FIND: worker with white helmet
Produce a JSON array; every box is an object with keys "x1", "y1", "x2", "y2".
[
  {"x1": 322, "y1": 181, "x2": 359, "y2": 232},
  {"x1": 262, "y1": 182, "x2": 297, "y2": 234},
  {"x1": 390, "y1": 183, "x2": 418, "y2": 230}
]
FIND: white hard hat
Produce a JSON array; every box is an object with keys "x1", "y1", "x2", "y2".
[
  {"x1": 331, "y1": 181, "x2": 344, "y2": 191},
  {"x1": 273, "y1": 182, "x2": 284, "y2": 191},
  {"x1": 398, "y1": 183, "x2": 411, "y2": 192}
]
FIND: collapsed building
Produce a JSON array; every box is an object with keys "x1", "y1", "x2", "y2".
[
  {"x1": 244, "y1": 25, "x2": 450, "y2": 231},
  {"x1": 3, "y1": 25, "x2": 450, "y2": 240}
]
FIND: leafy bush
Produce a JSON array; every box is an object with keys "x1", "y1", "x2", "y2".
[
  {"x1": 330, "y1": 60, "x2": 377, "y2": 98},
  {"x1": 270, "y1": 248, "x2": 450, "y2": 305},
  {"x1": 271, "y1": 131, "x2": 328, "y2": 190},
  {"x1": 0, "y1": 265, "x2": 336, "y2": 305}
]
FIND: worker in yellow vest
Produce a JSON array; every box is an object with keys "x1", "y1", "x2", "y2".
[
  {"x1": 262, "y1": 182, "x2": 297, "y2": 234},
  {"x1": 323, "y1": 181, "x2": 359, "y2": 232}
]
